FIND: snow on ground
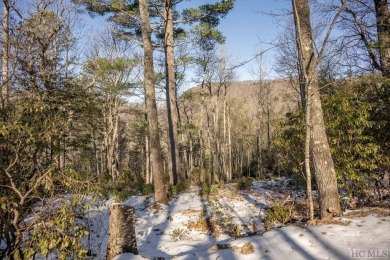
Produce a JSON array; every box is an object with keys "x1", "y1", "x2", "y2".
[
  {"x1": 169, "y1": 214, "x2": 390, "y2": 260},
  {"x1": 82, "y1": 178, "x2": 390, "y2": 259}
]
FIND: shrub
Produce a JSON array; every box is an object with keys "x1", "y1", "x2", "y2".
[
  {"x1": 190, "y1": 168, "x2": 201, "y2": 185},
  {"x1": 199, "y1": 182, "x2": 210, "y2": 196},
  {"x1": 140, "y1": 183, "x2": 154, "y2": 195},
  {"x1": 264, "y1": 204, "x2": 293, "y2": 230},
  {"x1": 323, "y1": 77, "x2": 390, "y2": 200},
  {"x1": 210, "y1": 184, "x2": 219, "y2": 195},
  {"x1": 237, "y1": 177, "x2": 253, "y2": 191},
  {"x1": 24, "y1": 196, "x2": 89, "y2": 259},
  {"x1": 272, "y1": 76, "x2": 390, "y2": 201},
  {"x1": 176, "y1": 180, "x2": 191, "y2": 193},
  {"x1": 169, "y1": 228, "x2": 188, "y2": 242},
  {"x1": 199, "y1": 182, "x2": 219, "y2": 196},
  {"x1": 272, "y1": 111, "x2": 305, "y2": 179}
]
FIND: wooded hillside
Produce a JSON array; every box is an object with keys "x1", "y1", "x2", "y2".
[{"x1": 1, "y1": 0, "x2": 389, "y2": 258}]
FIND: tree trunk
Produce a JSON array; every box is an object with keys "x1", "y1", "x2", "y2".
[
  {"x1": 227, "y1": 113, "x2": 232, "y2": 181},
  {"x1": 247, "y1": 150, "x2": 250, "y2": 177},
  {"x1": 256, "y1": 134, "x2": 262, "y2": 179},
  {"x1": 199, "y1": 129, "x2": 204, "y2": 183},
  {"x1": 292, "y1": 0, "x2": 341, "y2": 219},
  {"x1": 212, "y1": 99, "x2": 219, "y2": 183},
  {"x1": 266, "y1": 97, "x2": 271, "y2": 150},
  {"x1": 164, "y1": 0, "x2": 181, "y2": 185},
  {"x1": 106, "y1": 205, "x2": 138, "y2": 259},
  {"x1": 207, "y1": 130, "x2": 212, "y2": 184},
  {"x1": 106, "y1": 99, "x2": 119, "y2": 184},
  {"x1": 222, "y1": 100, "x2": 227, "y2": 181},
  {"x1": 240, "y1": 151, "x2": 243, "y2": 178},
  {"x1": 310, "y1": 79, "x2": 341, "y2": 218},
  {"x1": 189, "y1": 136, "x2": 193, "y2": 175},
  {"x1": 139, "y1": 0, "x2": 168, "y2": 204},
  {"x1": 1, "y1": 0, "x2": 9, "y2": 108},
  {"x1": 374, "y1": 0, "x2": 390, "y2": 77},
  {"x1": 93, "y1": 138, "x2": 100, "y2": 176},
  {"x1": 304, "y1": 78, "x2": 314, "y2": 222},
  {"x1": 145, "y1": 133, "x2": 151, "y2": 184}
]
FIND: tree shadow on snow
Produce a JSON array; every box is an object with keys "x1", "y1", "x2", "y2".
[
  {"x1": 137, "y1": 190, "x2": 236, "y2": 260},
  {"x1": 234, "y1": 181, "x2": 349, "y2": 259}
]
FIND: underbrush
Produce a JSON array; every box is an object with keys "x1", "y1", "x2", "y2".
[
  {"x1": 237, "y1": 177, "x2": 254, "y2": 191},
  {"x1": 23, "y1": 196, "x2": 90, "y2": 259},
  {"x1": 168, "y1": 180, "x2": 192, "y2": 199},
  {"x1": 185, "y1": 199, "x2": 241, "y2": 238},
  {"x1": 199, "y1": 182, "x2": 221, "y2": 196},
  {"x1": 264, "y1": 203, "x2": 293, "y2": 230}
]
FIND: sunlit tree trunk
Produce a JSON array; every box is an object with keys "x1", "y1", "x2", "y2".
[
  {"x1": 292, "y1": 0, "x2": 341, "y2": 219},
  {"x1": 207, "y1": 128, "x2": 212, "y2": 184},
  {"x1": 212, "y1": 98, "x2": 220, "y2": 183},
  {"x1": 304, "y1": 77, "x2": 314, "y2": 222},
  {"x1": 164, "y1": 0, "x2": 181, "y2": 184},
  {"x1": 139, "y1": 0, "x2": 168, "y2": 204},
  {"x1": 199, "y1": 128, "x2": 204, "y2": 183},
  {"x1": 227, "y1": 113, "x2": 232, "y2": 181},
  {"x1": 189, "y1": 136, "x2": 193, "y2": 175}
]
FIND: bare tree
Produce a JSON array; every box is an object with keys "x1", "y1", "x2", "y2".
[
  {"x1": 84, "y1": 30, "x2": 139, "y2": 184},
  {"x1": 292, "y1": 0, "x2": 341, "y2": 219},
  {"x1": 275, "y1": 22, "x2": 307, "y2": 110},
  {"x1": 248, "y1": 53, "x2": 272, "y2": 178},
  {"x1": 332, "y1": 0, "x2": 389, "y2": 75}
]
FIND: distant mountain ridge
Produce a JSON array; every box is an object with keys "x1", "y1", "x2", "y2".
[{"x1": 183, "y1": 78, "x2": 299, "y2": 121}]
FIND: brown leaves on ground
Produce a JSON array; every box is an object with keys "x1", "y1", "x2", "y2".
[
  {"x1": 210, "y1": 242, "x2": 254, "y2": 254},
  {"x1": 316, "y1": 218, "x2": 351, "y2": 226},
  {"x1": 343, "y1": 207, "x2": 390, "y2": 217},
  {"x1": 186, "y1": 218, "x2": 221, "y2": 237},
  {"x1": 181, "y1": 209, "x2": 203, "y2": 215},
  {"x1": 149, "y1": 203, "x2": 163, "y2": 213},
  {"x1": 220, "y1": 223, "x2": 241, "y2": 238}
]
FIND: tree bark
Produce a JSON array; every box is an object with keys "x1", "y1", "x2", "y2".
[
  {"x1": 212, "y1": 99, "x2": 220, "y2": 183},
  {"x1": 304, "y1": 77, "x2": 314, "y2": 222},
  {"x1": 292, "y1": 0, "x2": 341, "y2": 219},
  {"x1": 1, "y1": 0, "x2": 10, "y2": 108},
  {"x1": 199, "y1": 129, "x2": 204, "y2": 183},
  {"x1": 164, "y1": 0, "x2": 181, "y2": 185},
  {"x1": 374, "y1": 0, "x2": 390, "y2": 77},
  {"x1": 189, "y1": 136, "x2": 193, "y2": 176},
  {"x1": 139, "y1": 0, "x2": 168, "y2": 204},
  {"x1": 145, "y1": 133, "x2": 151, "y2": 184},
  {"x1": 106, "y1": 97, "x2": 120, "y2": 184},
  {"x1": 227, "y1": 113, "x2": 232, "y2": 181},
  {"x1": 106, "y1": 205, "x2": 138, "y2": 259}
]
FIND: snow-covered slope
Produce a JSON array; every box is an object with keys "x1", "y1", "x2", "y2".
[{"x1": 84, "y1": 179, "x2": 390, "y2": 259}]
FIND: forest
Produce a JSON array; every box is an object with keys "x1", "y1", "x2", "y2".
[{"x1": 0, "y1": 0, "x2": 389, "y2": 259}]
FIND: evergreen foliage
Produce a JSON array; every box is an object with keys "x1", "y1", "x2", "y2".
[{"x1": 273, "y1": 76, "x2": 390, "y2": 201}]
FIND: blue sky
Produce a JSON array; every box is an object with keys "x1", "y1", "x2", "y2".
[
  {"x1": 12, "y1": 0, "x2": 292, "y2": 81},
  {"x1": 217, "y1": 0, "x2": 291, "y2": 80},
  {"x1": 83, "y1": 0, "x2": 292, "y2": 82}
]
